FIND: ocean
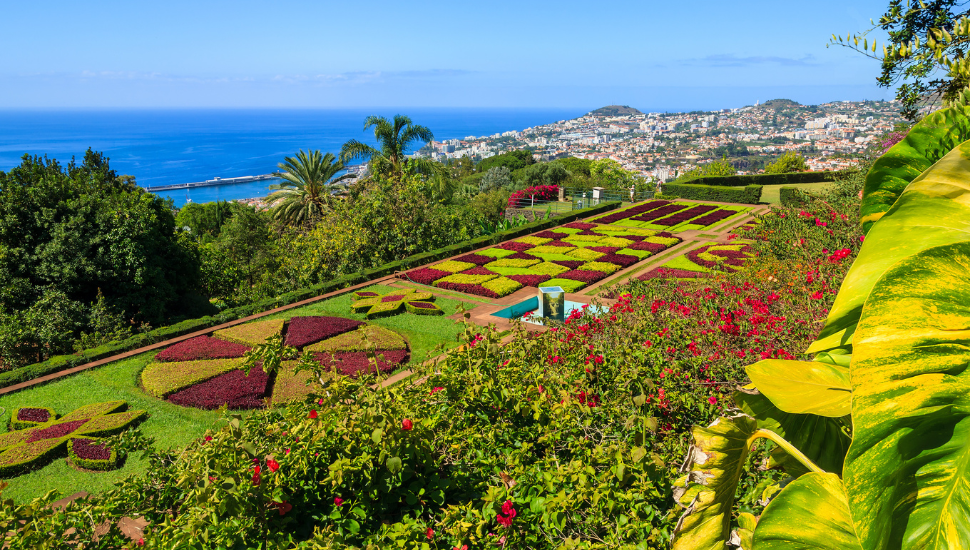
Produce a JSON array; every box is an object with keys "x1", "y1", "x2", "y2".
[{"x1": 0, "y1": 108, "x2": 585, "y2": 206}]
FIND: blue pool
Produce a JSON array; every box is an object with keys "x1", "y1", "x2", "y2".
[{"x1": 492, "y1": 297, "x2": 603, "y2": 324}]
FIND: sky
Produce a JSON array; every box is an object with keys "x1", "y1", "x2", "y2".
[{"x1": 0, "y1": 0, "x2": 899, "y2": 111}]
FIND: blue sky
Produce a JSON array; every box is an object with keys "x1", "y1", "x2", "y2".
[{"x1": 0, "y1": 0, "x2": 897, "y2": 110}]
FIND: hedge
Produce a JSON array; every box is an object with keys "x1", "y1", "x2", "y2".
[
  {"x1": 661, "y1": 183, "x2": 763, "y2": 204},
  {"x1": 0, "y1": 201, "x2": 622, "y2": 391},
  {"x1": 779, "y1": 186, "x2": 812, "y2": 207},
  {"x1": 675, "y1": 170, "x2": 848, "y2": 187}
]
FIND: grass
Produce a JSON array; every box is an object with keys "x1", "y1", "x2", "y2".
[
  {"x1": 759, "y1": 181, "x2": 835, "y2": 205},
  {"x1": 0, "y1": 284, "x2": 472, "y2": 503}
]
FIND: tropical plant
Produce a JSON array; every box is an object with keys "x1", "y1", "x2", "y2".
[
  {"x1": 266, "y1": 150, "x2": 352, "y2": 227},
  {"x1": 671, "y1": 114, "x2": 970, "y2": 549},
  {"x1": 339, "y1": 115, "x2": 435, "y2": 180}
]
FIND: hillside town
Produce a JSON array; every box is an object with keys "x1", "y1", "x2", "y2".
[{"x1": 418, "y1": 99, "x2": 906, "y2": 181}]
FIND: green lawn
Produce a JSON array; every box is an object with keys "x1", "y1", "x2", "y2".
[
  {"x1": 0, "y1": 284, "x2": 473, "y2": 503},
  {"x1": 759, "y1": 181, "x2": 835, "y2": 205}
]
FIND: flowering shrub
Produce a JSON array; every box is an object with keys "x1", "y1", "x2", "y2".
[
  {"x1": 213, "y1": 318, "x2": 285, "y2": 347},
  {"x1": 284, "y1": 316, "x2": 363, "y2": 349},
  {"x1": 166, "y1": 365, "x2": 270, "y2": 410},
  {"x1": 154, "y1": 335, "x2": 251, "y2": 362},
  {"x1": 507, "y1": 184, "x2": 559, "y2": 207}
]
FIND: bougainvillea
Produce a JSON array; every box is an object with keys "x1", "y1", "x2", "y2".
[
  {"x1": 154, "y1": 335, "x2": 251, "y2": 362},
  {"x1": 507, "y1": 184, "x2": 559, "y2": 207},
  {"x1": 285, "y1": 316, "x2": 364, "y2": 349},
  {"x1": 0, "y1": 401, "x2": 146, "y2": 477}
]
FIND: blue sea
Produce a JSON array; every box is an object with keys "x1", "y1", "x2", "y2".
[{"x1": 0, "y1": 109, "x2": 585, "y2": 206}]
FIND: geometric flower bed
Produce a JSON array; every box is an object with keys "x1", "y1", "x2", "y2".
[
  {"x1": 591, "y1": 200, "x2": 747, "y2": 231},
  {"x1": 399, "y1": 222, "x2": 681, "y2": 298},
  {"x1": 639, "y1": 243, "x2": 754, "y2": 281},
  {"x1": 140, "y1": 316, "x2": 410, "y2": 410},
  {"x1": 350, "y1": 289, "x2": 444, "y2": 318},
  {"x1": 0, "y1": 401, "x2": 147, "y2": 477}
]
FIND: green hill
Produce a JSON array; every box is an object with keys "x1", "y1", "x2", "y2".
[{"x1": 589, "y1": 105, "x2": 643, "y2": 117}]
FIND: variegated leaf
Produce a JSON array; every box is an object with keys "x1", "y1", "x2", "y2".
[{"x1": 753, "y1": 473, "x2": 863, "y2": 549}]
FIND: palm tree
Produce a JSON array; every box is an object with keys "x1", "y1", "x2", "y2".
[
  {"x1": 266, "y1": 150, "x2": 352, "y2": 226},
  {"x1": 340, "y1": 115, "x2": 435, "y2": 180}
]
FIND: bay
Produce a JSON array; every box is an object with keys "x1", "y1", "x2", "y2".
[{"x1": 0, "y1": 108, "x2": 584, "y2": 206}]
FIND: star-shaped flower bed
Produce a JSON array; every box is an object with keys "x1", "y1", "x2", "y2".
[
  {"x1": 0, "y1": 401, "x2": 147, "y2": 477},
  {"x1": 350, "y1": 289, "x2": 443, "y2": 318}
]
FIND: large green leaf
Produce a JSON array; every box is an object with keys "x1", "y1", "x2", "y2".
[
  {"x1": 846, "y1": 242, "x2": 970, "y2": 549},
  {"x1": 671, "y1": 415, "x2": 759, "y2": 550},
  {"x1": 745, "y1": 359, "x2": 851, "y2": 417},
  {"x1": 808, "y1": 140, "x2": 970, "y2": 354},
  {"x1": 735, "y1": 389, "x2": 850, "y2": 476},
  {"x1": 753, "y1": 473, "x2": 863, "y2": 549},
  {"x1": 860, "y1": 105, "x2": 970, "y2": 234}
]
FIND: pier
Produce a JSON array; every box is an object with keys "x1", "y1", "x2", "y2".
[{"x1": 144, "y1": 173, "x2": 280, "y2": 192}]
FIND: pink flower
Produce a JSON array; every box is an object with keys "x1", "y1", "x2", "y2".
[
  {"x1": 430, "y1": 387, "x2": 444, "y2": 395},
  {"x1": 309, "y1": 409, "x2": 318, "y2": 419},
  {"x1": 137, "y1": 539, "x2": 145, "y2": 547},
  {"x1": 267, "y1": 459, "x2": 280, "y2": 473},
  {"x1": 402, "y1": 418, "x2": 414, "y2": 431},
  {"x1": 334, "y1": 497, "x2": 345, "y2": 506},
  {"x1": 426, "y1": 527, "x2": 435, "y2": 540},
  {"x1": 497, "y1": 500, "x2": 517, "y2": 528},
  {"x1": 708, "y1": 396, "x2": 717, "y2": 405},
  {"x1": 810, "y1": 291, "x2": 823, "y2": 300}
]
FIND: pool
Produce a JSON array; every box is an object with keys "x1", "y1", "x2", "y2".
[{"x1": 492, "y1": 297, "x2": 603, "y2": 325}]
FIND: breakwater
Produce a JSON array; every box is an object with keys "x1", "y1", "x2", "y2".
[{"x1": 144, "y1": 173, "x2": 279, "y2": 192}]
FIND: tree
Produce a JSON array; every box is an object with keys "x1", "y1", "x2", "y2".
[
  {"x1": 175, "y1": 200, "x2": 236, "y2": 241},
  {"x1": 832, "y1": 1, "x2": 970, "y2": 119},
  {"x1": 764, "y1": 151, "x2": 809, "y2": 174},
  {"x1": 480, "y1": 166, "x2": 512, "y2": 193},
  {"x1": 267, "y1": 150, "x2": 352, "y2": 227},
  {"x1": 340, "y1": 115, "x2": 434, "y2": 180},
  {"x1": 476, "y1": 150, "x2": 535, "y2": 173},
  {"x1": 590, "y1": 159, "x2": 645, "y2": 190}
]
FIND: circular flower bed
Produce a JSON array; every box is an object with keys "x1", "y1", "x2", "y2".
[{"x1": 141, "y1": 316, "x2": 410, "y2": 410}]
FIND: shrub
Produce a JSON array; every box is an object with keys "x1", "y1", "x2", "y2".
[
  {"x1": 451, "y1": 253, "x2": 494, "y2": 266},
  {"x1": 506, "y1": 274, "x2": 552, "y2": 287},
  {"x1": 566, "y1": 248, "x2": 605, "y2": 261},
  {"x1": 400, "y1": 267, "x2": 450, "y2": 286},
  {"x1": 507, "y1": 184, "x2": 559, "y2": 207},
  {"x1": 661, "y1": 183, "x2": 763, "y2": 204},
  {"x1": 579, "y1": 262, "x2": 622, "y2": 275},
  {"x1": 434, "y1": 282, "x2": 499, "y2": 298},
  {"x1": 637, "y1": 267, "x2": 710, "y2": 280},
  {"x1": 592, "y1": 200, "x2": 670, "y2": 224},
  {"x1": 551, "y1": 260, "x2": 586, "y2": 270},
  {"x1": 487, "y1": 258, "x2": 541, "y2": 268},
  {"x1": 270, "y1": 361, "x2": 317, "y2": 405},
  {"x1": 597, "y1": 253, "x2": 640, "y2": 267},
  {"x1": 651, "y1": 205, "x2": 717, "y2": 226},
  {"x1": 154, "y1": 335, "x2": 251, "y2": 362},
  {"x1": 481, "y1": 277, "x2": 524, "y2": 297},
  {"x1": 405, "y1": 301, "x2": 445, "y2": 316},
  {"x1": 689, "y1": 208, "x2": 739, "y2": 226},
  {"x1": 514, "y1": 236, "x2": 553, "y2": 246},
  {"x1": 430, "y1": 260, "x2": 476, "y2": 274},
  {"x1": 557, "y1": 270, "x2": 608, "y2": 284},
  {"x1": 531, "y1": 262, "x2": 570, "y2": 276},
  {"x1": 10, "y1": 407, "x2": 56, "y2": 430},
  {"x1": 68, "y1": 438, "x2": 120, "y2": 471},
  {"x1": 495, "y1": 241, "x2": 535, "y2": 252},
  {"x1": 435, "y1": 273, "x2": 499, "y2": 286}
]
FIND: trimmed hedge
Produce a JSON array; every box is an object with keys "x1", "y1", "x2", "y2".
[
  {"x1": 677, "y1": 170, "x2": 848, "y2": 187},
  {"x1": 662, "y1": 184, "x2": 763, "y2": 204},
  {"x1": 0, "y1": 201, "x2": 621, "y2": 391},
  {"x1": 779, "y1": 186, "x2": 811, "y2": 207}
]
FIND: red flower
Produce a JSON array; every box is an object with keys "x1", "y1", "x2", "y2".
[
  {"x1": 334, "y1": 497, "x2": 345, "y2": 506},
  {"x1": 309, "y1": 409, "x2": 318, "y2": 419},
  {"x1": 455, "y1": 546, "x2": 469, "y2": 550},
  {"x1": 430, "y1": 387, "x2": 444, "y2": 395},
  {"x1": 497, "y1": 499, "x2": 517, "y2": 527},
  {"x1": 252, "y1": 466, "x2": 261, "y2": 486},
  {"x1": 426, "y1": 527, "x2": 435, "y2": 540},
  {"x1": 402, "y1": 418, "x2": 414, "y2": 431},
  {"x1": 708, "y1": 396, "x2": 718, "y2": 405},
  {"x1": 267, "y1": 459, "x2": 280, "y2": 473},
  {"x1": 137, "y1": 539, "x2": 145, "y2": 547},
  {"x1": 272, "y1": 501, "x2": 293, "y2": 516},
  {"x1": 810, "y1": 291, "x2": 823, "y2": 300}
]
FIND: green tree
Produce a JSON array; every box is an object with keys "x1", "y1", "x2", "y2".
[
  {"x1": 340, "y1": 115, "x2": 435, "y2": 180},
  {"x1": 833, "y1": 1, "x2": 970, "y2": 118},
  {"x1": 175, "y1": 200, "x2": 236, "y2": 241},
  {"x1": 267, "y1": 150, "x2": 352, "y2": 227},
  {"x1": 480, "y1": 166, "x2": 512, "y2": 192},
  {"x1": 590, "y1": 159, "x2": 645, "y2": 190},
  {"x1": 0, "y1": 150, "x2": 199, "y2": 326},
  {"x1": 764, "y1": 151, "x2": 809, "y2": 174},
  {"x1": 476, "y1": 150, "x2": 535, "y2": 173}
]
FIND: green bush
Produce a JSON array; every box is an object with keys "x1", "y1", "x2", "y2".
[
  {"x1": 677, "y1": 171, "x2": 846, "y2": 187},
  {"x1": 779, "y1": 186, "x2": 811, "y2": 207},
  {"x1": 662, "y1": 183, "x2": 763, "y2": 204}
]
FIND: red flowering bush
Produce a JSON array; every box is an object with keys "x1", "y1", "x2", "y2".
[{"x1": 507, "y1": 184, "x2": 559, "y2": 207}]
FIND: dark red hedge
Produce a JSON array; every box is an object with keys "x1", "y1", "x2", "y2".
[
  {"x1": 314, "y1": 349, "x2": 410, "y2": 377},
  {"x1": 154, "y1": 335, "x2": 250, "y2": 362},
  {"x1": 284, "y1": 317, "x2": 365, "y2": 349},
  {"x1": 505, "y1": 251, "x2": 541, "y2": 260},
  {"x1": 435, "y1": 282, "x2": 500, "y2": 298},
  {"x1": 506, "y1": 274, "x2": 552, "y2": 287},
  {"x1": 629, "y1": 241, "x2": 677, "y2": 253},
  {"x1": 629, "y1": 204, "x2": 690, "y2": 223},
  {"x1": 533, "y1": 230, "x2": 570, "y2": 239},
  {"x1": 638, "y1": 267, "x2": 710, "y2": 280},
  {"x1": 409, "y1": 301, "x2": 437, "y2": 309},
  {"x1": 18, "y1": 408, "x2": 51, "y2": 423},
  {"x1": 27, "y1": 420, "x2": 89, "y2": 443},
  {"x1": 72, "y1": 438, "x2": 111, "y2": 461},
  {"x1": 400, "y1": 267, "x2": 451, "y2": 286},
  {"x1": 461, "y1": 266, "x2": 498, "y2": 276},
  {"x1": 558, "y1": 270, "x2": 608, "y2": 283},
  {"x1": 588, "y1": 246, "x2": 621, "y2": 254},
  {"x1": 689, "y1": 209, "x2": 737, "y2": 226},
  {"x1": 166, "y1": 366, "x2": 270, "y2": 410},
  {"x1": 562, "y1": 222, "x2": 597, "y2": 230},
  {"x1": 592, "y1": 200, "x2": 670, "y2": 224},
  {"x1": 495, "y1": 241, "x2": 535, "y2": 252},
  {"x1": 542, "y1": 240, "x2": 574, "y2": 248},
  {"x1": 597, "y1": 253, "x2": 640, "y2": 267},
  {"x1": 452, "y1": 253, "x2": 495, "y2": 266}
]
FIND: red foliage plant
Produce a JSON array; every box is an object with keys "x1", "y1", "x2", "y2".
[
  {"x1": 533, "y1": 230, "x2": 570, "y2": 239},
  {"x1": 17, "y1": 408, "x2": 51, "y2": 423},
  {"x1": 313, "y1": 349, "x2": 410, "y2": 377},
  {"x1": 381, "y1": 295, "x2": 406, "y2": 302},
  {"x1": 504, "y1": 252, "x2": 540, "y2": 260},
  {"x1": 154, "y1": 336, "x2": 250, "y2": 362},
  {"x1": 561, "y1": 222, "x2": 597, "y2": 230},
  {"x1": 495, "y1": 241, "x2": 535, "y2": 252},
  {"x1": 541, "y1": 240, "x2": 574, "y2": 248},
  {"x1": 27, "y1": 420, "x2": 89, "y2": 443},
  {"x1": 593, "y1": 200, "x2": 670, "y2": 224},
  {"x1": 588, "y1": 246, "x2": 621, "y2": 254},
  {"x1": 506, "y1": 274, "x2": 552, "y2": 287},
  {"x1": 400, "y1": 267, "x2": 451, "y2": 286},
  {"x1": 551, "y1": 260, "x2": 585, "y2": 270},
  {"x1": 597, "y1": 253, "x2": 640, "y2": 267},
  {"x1": 690, "y1": 209, "x2": 737, "y2": 227},
  {"x1": 434, "y1": 282, "x2": 500, "y2": 298},
  {"x1": 166, "y1": 366, "x2": 270, "y2": 410},
  {"x1": 629, "y1": 204, "x2": 690, "y2": 223},
  {"x1": 452, "y1": 253, "x2": 494, "y2": 266},
  {"x1": 409, "y1": 302, "x2": 437, "y2": 309},
  {"x1": 71, "y1": 438, "x2": 111, "y2": 461},
  {"x1": 629, "y1": 241, "x2": 672, "y2": 253},
  {"x1": 558, "y1": 270, "x2": 608, "y2": 283},
  {"x1": 285, "y1": 317, "x2": 365, "y2": 349},
  {"x1": 461, "y1": 266, "x2": 498, "y2": 276}
]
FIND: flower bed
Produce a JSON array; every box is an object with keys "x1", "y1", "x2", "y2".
[
  {"x1": 313, "y1": 349, "x2": 410, "y2": 377},
  {"x1": 284, "y1": 317, "x2": 364, "y2": 349},
  {"x1": 213, "y1": 318, "x2": 284, "y2": 347},
  {"x1": 270, "y1": 361, "x2": 317, "y2": 405},
  {"x1": 451, "y1": 253, "x2": 494, "y2": 266},
  {"x1": 404, "y1": 267, "x2": 452, "y2": 286},
  {"x1": 539, "y1": 278, "x2": 587, "y2": 293},
  {"x1": 637, "y1": 267, "x2": 711, "y2": 280},
  {"x1": 482, "y1": 277, "x2": 524, "y2": 297},
  {"x1": 166, "y1": 365, "x2": 270, "y2": 410},
  {"x1": 305, "y1": 325, "x2": 407, "y2": 353},
  {"x1": 558, "y1": 270, "x2": 608, "y2": 284},
  {"x1": 10, "y1": 407, "x2": 56, "y2": 430},
  {"x1": 652, "y1": 205, "x2": 718, "y2": 226},
  {"x1": 351, "y1": 290, "x2": 438, "y2": 319},
  {"x1": 68, "y1": 437, "x2": 119, "y2": 471},
  {"x1": 689, "y1": 209, "x2": 738, "y2": 227},
  {"x1": 591, "y1": 200, "x2": 671, "y2": 224},
  {"x1": 507, "y1": 274, "x2": 552, "y2": 287},
  {"x1": 430, "y1": 260, "x2": 476, "y2": 273},
  {"x1": 154, "y1": 335, "x2": 251, "y2": 362},
  {"x1": 141, "y1": 358, "x2": 246, "y2": 398},
  {"x1": 629, "y1": 203, "x2": 691, "y2": 222}
]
